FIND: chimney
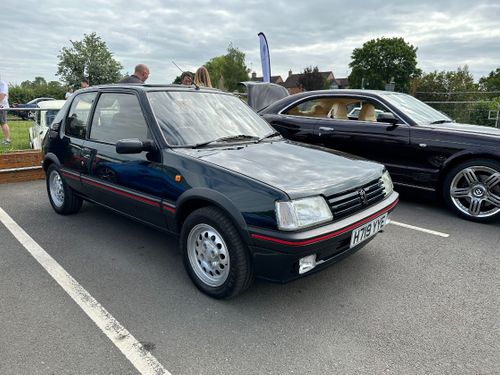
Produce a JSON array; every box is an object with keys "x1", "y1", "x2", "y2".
[
  {"x1": 251, "y1": 72, "x2": 257, "y2": 79},
  {"x1": 288, "y1": 69, "x2": 293, "y2": 77}
]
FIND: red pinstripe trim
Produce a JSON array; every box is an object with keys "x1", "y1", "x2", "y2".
[
  {"x1": 61, "y1": 171, "x2": 80, "y2": 181},
  {"x1": 162, "y1": 204, "x2": 176, "y2": 214},
  {"x1": 82, "y1": 178, "x2": 161, "y2": 208},
  {"x1": 251, "y1": 199, "x2": 398, "y2": 246}
]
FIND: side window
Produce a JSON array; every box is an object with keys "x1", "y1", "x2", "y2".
[
  {"x1": 89, "y1": 93, "x2": 148, "y2": 144},
  {"x1": 65, "y1": 92, "x2": 97, "y2": 138},
  {"x1": 284, "y1": 98, "x2": 336, "y2": 118}
]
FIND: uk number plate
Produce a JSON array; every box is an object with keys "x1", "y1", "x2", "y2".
[{"x1": 350, "y1": 213, "x2": 388, "y2": 248}]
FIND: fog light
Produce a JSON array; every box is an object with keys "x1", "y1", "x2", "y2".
[{"x1": 299, "y1": 254, "x2": 317, "y2": 274}]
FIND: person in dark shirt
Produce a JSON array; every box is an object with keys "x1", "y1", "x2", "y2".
[{"x1": 119, "y1": 64, "x2": 150, "y2": 83}]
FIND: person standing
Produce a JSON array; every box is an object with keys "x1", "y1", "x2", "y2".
[
  {"x1": 64, "y1": 87, "x2": 74, "y2": 99},
  {"x1": 0, "y1": 79, "x2": 10, "y2": 145},
  {"x1": 180, "y1": 71, "x2": 194, "y2": 85},
  {"x1": 80, "y1": 79, "x2": 90, "y2": 88},
  {"x1": 194, "y1": 66, "x2": 212, "y2": 88},
  {"x1": 119, "y1": 64, "x2": 150, "y2": 83}
]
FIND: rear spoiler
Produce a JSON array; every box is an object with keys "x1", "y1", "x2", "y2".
[{"x1": 239, "y1": 82, "x2": 289, "y2": 112}]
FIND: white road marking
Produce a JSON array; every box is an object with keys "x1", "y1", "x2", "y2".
[
  {"x1": 388, "y1": 219, "x2": 450, "y2": 238},
  {"x1": 0, "y1": 207, "x2": 171, "y2": 375}
]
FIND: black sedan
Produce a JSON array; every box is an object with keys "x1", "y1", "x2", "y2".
[
  {"x1": 42, "y1": 84, "x2": 398, "y2": 298},
  {"x1": 259, "y1": 89, "x2": 500, "y2": 223}
]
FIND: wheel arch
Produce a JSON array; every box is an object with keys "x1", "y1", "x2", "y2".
[
  {"x1": 175, "y1": 188, "x2": 251, "y2": 243},
  {"x1": 42, "y1": 153, "x2": 61, "y2": 172}
]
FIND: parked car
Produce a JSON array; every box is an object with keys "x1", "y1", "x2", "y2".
[
  {"x1": 29, "y1": 100, "x2": 66, "y2": 149},
  {"x1": 11, "y1": 97, "x2": 57, "y2": 120},
  {"x1": 258, "y1": 89, "x2": 500, "y2": 223},
  {"x1": 42, "y1": 84, "x2": 398, "y2": 298}
]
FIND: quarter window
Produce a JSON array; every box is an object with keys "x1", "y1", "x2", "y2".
[
  {"x1": 90, "y1": 93, "x2": 148, "y2": 144},
  {"x1": 65, "y1": 92, "x2": 97, "y2": 139}
]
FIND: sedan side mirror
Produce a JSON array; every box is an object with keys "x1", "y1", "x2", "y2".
[
  {"x1": 116, "y1": 139, "x2": 156, "y2": 154},
  {"x1": 377, "y1": 112, "x2": 399, "y2": 125}
]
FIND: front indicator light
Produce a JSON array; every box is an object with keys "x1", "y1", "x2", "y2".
[{"x1": 299, "y1": 254, "x2": 317, "y2": 274}]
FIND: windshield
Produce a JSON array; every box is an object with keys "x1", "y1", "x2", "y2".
[
  {"x1": 380, "y1": 92, "x2": 452, "y2": 125},
  {"x1": 148, "y1": 91, "x2": 275, "y2": 146}
]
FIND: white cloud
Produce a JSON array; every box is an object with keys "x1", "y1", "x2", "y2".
[{"x1": 1, "y1": 0, "x2": 499, "y2": 84}]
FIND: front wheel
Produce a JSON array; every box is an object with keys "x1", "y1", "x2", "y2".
[
  {"x1": 180, "y1": 207, "x2": 253, "y2": 299},
  {"x1": 443, "y1": 159, "x2": 500, "y2": 222}
]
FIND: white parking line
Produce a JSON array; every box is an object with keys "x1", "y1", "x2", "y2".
[
  {"x1": 388, "y1": 219, "x2": 450, "y2": 238},
  {"x1": 0, "y1": 207, "x2": 171, "y2": 375}
]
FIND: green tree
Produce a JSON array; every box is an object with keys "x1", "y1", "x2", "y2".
[
  {"x1": 56, "y1": 32, "x2": 123, "y2": 87},
  {"x1": 414, "y1": 66, "x2": 479, "y2": 123},
  {"x1": 415, "y1": 66, "x2": 478, "y2": 101},
  {"x1": 298, "y1": 66, "x2": 327, "y2": 91},
  {"x1": 348, "y1": 37, "x2": 421, "y2": 92},
  {"x1": 479, "y1": 68, "x2": 500, "y2": 94},
  {"x1": 205, "y1": 43, "x2": 249, "y2": 92}
]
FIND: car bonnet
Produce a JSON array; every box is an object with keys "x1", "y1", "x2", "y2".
[{"x1": 176, "y1": 141, "x2": 384, "y2": 199}]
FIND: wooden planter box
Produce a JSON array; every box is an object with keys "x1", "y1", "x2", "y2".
[{"x1": 0, "y1": 150, "x2": 44, "y2": 184}]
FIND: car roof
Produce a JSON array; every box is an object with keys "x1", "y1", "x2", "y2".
[
  {"x1": 37, "y1": 100, "x2": 66, "y2": 109},
  {"x1": 78, "y1": 83, "x2": 225, "y2": 94}
]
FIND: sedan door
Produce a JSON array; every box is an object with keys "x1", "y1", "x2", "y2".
[{"x1": 314, "y1": 101, "x2": 412, "y2": 184}]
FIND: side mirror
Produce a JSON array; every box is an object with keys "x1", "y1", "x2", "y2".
[
  {"x1": 377, "y1": 112, "x2": 399, "y2": 125},
  {"x1": 50, "y1": 122, "x2": 61, "y2": 131},
  {"x1": 116, "y1": 139, "x2": 156, "y2": 154}
]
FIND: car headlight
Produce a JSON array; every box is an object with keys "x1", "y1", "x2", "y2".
[
  {"x1": 275, "y1": 196, "x2": 333, "y2": 231},
  {"x1": 381, "y1": 170, "x2": 394, "y2": 196}
]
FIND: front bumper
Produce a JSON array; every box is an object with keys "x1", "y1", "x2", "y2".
[{"x1": 248, "y1": 191, "x2": 398, "y2": 282}]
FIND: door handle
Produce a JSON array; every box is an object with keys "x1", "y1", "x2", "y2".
[
  {"x1": 81, "y1": 148, "x2": 92, "y2": 159},
  {"x1": 319, "y1": 127, "x2": 334, "y2": 132}
]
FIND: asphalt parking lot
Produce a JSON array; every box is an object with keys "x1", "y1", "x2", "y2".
[{"x1": 0, "y1": 180, "x2": 498, "y2": 375}]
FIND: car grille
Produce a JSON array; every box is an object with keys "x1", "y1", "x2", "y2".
[{"x1": 326, "y1": 178, "x2": 385, "y2": 220}]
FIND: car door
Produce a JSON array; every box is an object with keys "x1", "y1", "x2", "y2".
[
  {"x1": 59, "y1": 91, "x2": 98, "y2": 191},
  {"x1": 314, "y1": 97, "x2": 411, "y2": 184},
  {"x1": 82, "y1": 91, "x2": 166, "y2": 228}
]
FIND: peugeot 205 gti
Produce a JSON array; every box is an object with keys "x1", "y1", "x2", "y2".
[{"x1": 42, "y1": 84, "x2": 398, "y2": 298}]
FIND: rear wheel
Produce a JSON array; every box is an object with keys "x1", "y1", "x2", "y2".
[
  {"x1": 46, "y1": 165, "x2": 83, "y2": 215},
  {"x1": 181, "y1": 206, "x2": 253, "y2": 299},
  {"x1": 443, "y1": 159, "x2": 500, "y2": 222}
]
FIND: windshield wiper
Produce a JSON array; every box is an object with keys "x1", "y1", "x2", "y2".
[
  {"x1": 191, "y1": 134, "x2": 259, "y2": 149},
  {"x1": 257, "y1": 131, "x2": 282, "y2": 142},
  {"x1": 430, "y1": 119, "x2": 452, "y2": 124}
]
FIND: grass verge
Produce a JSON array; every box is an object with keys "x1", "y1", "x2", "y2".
[{"x1": 1, "y1": 119, "x2": 32, "y2": 153}]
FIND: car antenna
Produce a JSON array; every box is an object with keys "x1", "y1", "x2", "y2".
[{"x1": 172, "y1": 61, "x2": 199, "y2": 90}]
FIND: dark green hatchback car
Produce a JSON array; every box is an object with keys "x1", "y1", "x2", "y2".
[{"x1": 42, "y1": 84, "x2": 398, "y2": 298}]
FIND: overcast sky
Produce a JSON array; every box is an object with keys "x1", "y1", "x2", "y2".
[{"x1": 1, "y1": 0, "x2": 499, "y2": 85}]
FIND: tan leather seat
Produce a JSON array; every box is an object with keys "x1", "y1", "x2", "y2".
[
  {"x1": 358, "y1": 104, "x2": 377, "y2": 122},
  {"x1": 328, "y1": 103, "x2": 348, "y2": 119}
]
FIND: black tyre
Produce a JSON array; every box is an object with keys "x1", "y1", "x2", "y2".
[
  {"x1": 180, "y1": 206, "x2": 253, "y2": 299},
  {"x1": 443, "y1": 159, "x2": 500, "y2": 222},
  {"x1": 46, "y1": 164, "x2": 83, "y2": 215}
]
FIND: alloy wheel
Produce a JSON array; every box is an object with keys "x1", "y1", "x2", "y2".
[
  {"x1": 49, "y1": 170, "x2": 65, "y2": 208},
  {"x1": 449, "y1": 166, "x2": 500, "y2": 218},
  {"x1": 187, "y1": 223, "x2": 230, "y2": 287}
]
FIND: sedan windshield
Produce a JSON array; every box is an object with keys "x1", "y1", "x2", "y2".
[
  {"x1": 148, "y1": 91, "x2": 276, "y2": 146},
  {"x1": 380, "y1": 92, "x2": 453, "y2": 125}
]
